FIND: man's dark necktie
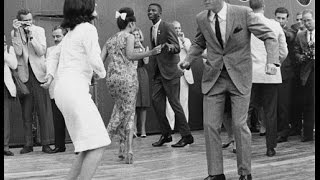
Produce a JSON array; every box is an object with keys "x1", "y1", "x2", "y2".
[{"x1": 215, "y1": 13, "x2": 223, "y2": 49}]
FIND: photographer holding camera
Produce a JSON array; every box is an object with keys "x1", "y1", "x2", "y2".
[{"x1": 11, "y1": 9, "x2": 55, "y2": 154}]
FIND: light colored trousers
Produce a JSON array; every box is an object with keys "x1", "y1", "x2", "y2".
[
  {"x1": 166, "y1": 76, "x2": 189, "y2": 130},
  {"x1": 204, "y1": 70, "x2": 251, "y2": 176}
]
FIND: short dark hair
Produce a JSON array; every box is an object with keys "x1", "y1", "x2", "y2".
[
  {"x1": 249, "y1": 0, "x2": 264, "y2": 10},
  {"x1": 52, "y1": 25, "x2": 68, "y2": 35},
  {"x1": 61, "y1": 0, "x2": 96, "y2": 30},
  {"x1": 149, "y1": 3, "x2": 162, "y2": 13},
  {"x1": 274, "y1": 7, "x2": 290, "y2": 18},
  {"x1": 116, "y1": 7, "x2": 136, "y2": 30},
  {"x1": 16, "y1": 9, "x2": 32, "y2": 20}
]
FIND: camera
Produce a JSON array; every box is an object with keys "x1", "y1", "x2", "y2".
[{"x1": 19, "y1": 21, "x2": 31, "y2": 28}]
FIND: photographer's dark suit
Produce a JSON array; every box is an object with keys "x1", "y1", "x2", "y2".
[
  {"x1": 294, "y1": 30, "x2": 315, "y2": 140},
  {"x1": 150, "y1": 20, "x2": 191, "y2": 138}
]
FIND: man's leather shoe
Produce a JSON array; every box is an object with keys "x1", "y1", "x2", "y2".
[
  {"x1": 204, "y1": 174, "x2": 226, "y2": 180},
  {"x1": 301, "y1": 136, "x2": 313, "y2": 142},
  {"x1": 152, "y1": 135, "x2": 172, "y2": 147},
  {"x1": 239, "y1": 174, "x2": 252, "y2": 180},
  {"x1": 171, "y1": 135, "x2": 194, "y2": 148},
  {"x1": 259, "y1": 132, "x2": 266, "y2": 136},
  {"x1": 277, "y1": 136, "x2": 288, "y2": 143},
  {"x1": 250, "y1": 127, "x2": 259, "y2": 133},
  {"x1": 266, "y1": 148, "x2": 276, "y2": 157},
  {"x1": 289, "y1": 129, "x2": 301, "y2": 136},
  {"x1": 42, "y1": 145, "x2": 55, "y2": 154},
  {"x1": 20, "y1": 146, "x2": 33, "y2": 154},
  {"x1": 52, "y1": 147, "x2": 66, "y2": 153},
  {"x1": 4, "y1": 150, "x2": 14, "y2": 156}
]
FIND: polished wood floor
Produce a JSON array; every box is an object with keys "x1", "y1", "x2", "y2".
[{"x1": 4, "y1": 130, "x2": 315, "y2": 180}]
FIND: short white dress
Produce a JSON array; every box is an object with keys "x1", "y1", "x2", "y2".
[{"x1": 46, "y1": 22, "x2": 111, "y2": 152}]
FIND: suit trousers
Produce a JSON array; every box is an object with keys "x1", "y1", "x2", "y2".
[
  {"x1": 19, "y1": 64, "x2": 54, "y2": 146},
  {"x1": 152, "y1": 75, "x2": 191, "y2": 137},
  {"x1": 203, "y1": 69, "x2": 251, "y2": 176},
  {"x1": 302, "y1": 69, "x2": 314, "y2": 139},
  {"x1": 251, "y1": 83, "x2": 278, "y2": 149},
  {"x1": 4, "y1": 85, "x2": 14, "y2": 150},
  {"x1": 51, "y1": 99, "x2": 66, "y2": 148},
  {"x1": 290, "y1": 68, "x2": 303, "y2": 133},
  {"x1": 277, "y1": 78, "x2": 293, "y2": 138}
]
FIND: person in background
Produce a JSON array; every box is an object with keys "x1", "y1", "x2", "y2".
[
  {"x1": 179, "y1": 0, "x2": 280, "y2": 178},
  {"x1": 102, "y1": 7, "x2": 161, "y2": 164},
  {"x1": 291, "y1": 12, "x2": 306, "y2": 34},
  {"x1": 249, "y1": 1, "x2": 288, "y2": 157},
  {"x1": 294, "y1": 9, "x2": 315, "y2": 142},
  {"x1": 45, "y1": 25, "x2": 68, "y2": 153},
  {"x1": 132, "y1": 27, "x2": 151, "y2": 138},
  {"x1": 148, "y1": 3, "x2": 194, "y2": 148},
  {"x1": 274, "y1": 7, "x2": 296, "y2": 143},
  {"x1": 11, "y1": 8, "x2": 55, "y2": 154},
  {"x1": 289, "y1": 11, "x2": 306, "y2": 137},
  {"x1": 165, "y1": 20, "x2": 194, "y2": 131},
  {"x1": 4, "y1": 33, "x2": 18, "y2": 156},
  {"x1": 42, "y1": 0, "x2": 111, "y2": 178}
]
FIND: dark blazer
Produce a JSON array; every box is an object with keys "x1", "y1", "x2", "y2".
[
  {"x1": 150, "y1": 20, "x2": 182, "y2": 80},
  {"x1": 294, "y1": 29, "x2": 315, "y2": 86},
  {"x1": 280, "y1": 25, "x2": 296, "y2": 81},
  {"x1": 184, "y1": 4, "x2": 279, "y2": 95}
]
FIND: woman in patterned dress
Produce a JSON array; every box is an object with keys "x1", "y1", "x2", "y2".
[
  {"x1": 101, "y1": 7, "x2": 161, "y2": 164},
  {"x1": 132, "y1": 27, "x2": 150, "y2": 138}
]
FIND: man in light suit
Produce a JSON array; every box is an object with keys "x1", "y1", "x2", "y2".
[
  {"x1": 179, "y1": 0, "x2": 280, "y2": 179},
  {"x1": 294, "y1": 9, "x2": 315, "y2": 142},
  {"x1": 11, "y1": 9, "x2": 54, "y2": 154},
  {"x1": 166, "y1": 20, "x2": 194, "y2": 129},
  {"x1": 249, "y1": 0, "x2": 288, "y2": 157},
  {"x1": 148, "y1": 3, "x2": 194, "y2": 148}
]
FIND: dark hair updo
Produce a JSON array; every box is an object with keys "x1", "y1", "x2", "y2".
[{"x1": 116, "y1": 7, "x2": 136, "y2": 30}]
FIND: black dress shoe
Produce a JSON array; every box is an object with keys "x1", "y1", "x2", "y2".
[
  {"x1": 301, "y1": 136, "x2": 313, "y2": 142},
  {"x1": 152, "y1": 135, "x2": 172, "y2": 147},
  {"x1": 259, "y1": 132, "x2": 266, "y2": 136},
  {"x1": 250, "y1": 127, "x2": 259, "y2": 133},
  {"x1": 239, "y1": 174, "x2": 252, "y2": 180},
  {"x1": 52, "y1": 147, "x2": 66, "y2": 153},
  {"x1": 266, "y1": 148, "x2": 276, "y2": 157},
  {"x1": 289, "y1": 129, "x2": 301, "y2": 136},
  {"x1": 171, "y1": 135, "x2": 194, "y2": 148},
  {"x1": 42, "y1": 145, "x2": 55, "y2": 154},
  {"x1": 20, "y1": 146, "x2": 33, "y2": 154},
  {"x1": 4, "y1": 150, "x2": 14, "y2": 156},
  {"x1": 222, "y1": 140, "x2": 234, "y2": 148},
  {"x1": 277, "y1": 136, "x2": 288, "y2": 143},
  {"x1": 204, "y1": 174, "x2": 226, "y2": 180}
]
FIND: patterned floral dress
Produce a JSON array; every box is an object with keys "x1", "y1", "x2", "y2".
[{"x1": 105, "y1": 31, "x2": 139, "y2": 145}]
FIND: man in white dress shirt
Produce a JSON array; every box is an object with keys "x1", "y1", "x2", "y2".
[
  {"x1": 249, "y1": 0, "x2": 288, "y2": 157},
  {"x1": 166, "y1": 20, "x2": 194, "y2": 130}
]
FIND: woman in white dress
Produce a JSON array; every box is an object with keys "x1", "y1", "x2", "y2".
[{"x1": 41, "y1": 0, "x2": 110, "y2": 179}]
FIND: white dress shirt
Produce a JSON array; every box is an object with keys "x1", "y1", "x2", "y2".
[
  {"x1": 307, "y1": 29, "x2": 315, "y2": 43},
  {"x1": 208, "y1": 2, "x2": 227, "y2": 45},
  {"x1": 4, "y1": 46, "x2": 18, "y2": 97},
  {"x1": 152, "y1": 19, "x2": 162, "y2": 45}
]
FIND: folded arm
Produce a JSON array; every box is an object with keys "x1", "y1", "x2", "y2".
[{"x1": 29, "y1": 27, "x2": 47, "y2": 56}]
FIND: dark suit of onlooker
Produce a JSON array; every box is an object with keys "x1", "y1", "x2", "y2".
[
  {"x1": 148, "y1": 3, "x2": 193, "y2": 148},
  {"x1": 293, "y1": 9, "x2": 315, "y2": 142},
  {"x1": 274, "y1": 7, "x2": 297, "y2": 142}
]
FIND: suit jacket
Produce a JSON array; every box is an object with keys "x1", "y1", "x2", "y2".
[
  {"x1": 150, "y1": 20, "x2": 182, "y2": 80},
  {"x1": 294, "y1": 29, "x2": 315, "y2": 86},
  {"x1": 184, "y1": 4, "x2": 279, "y2": 95},
  {"x1": 280, "y1": 25, "x2": 296, "y2": 81},
  {"x1": 11, "y1": 25, "x2": 47, "y2": 83},
  {"x1": 4, "y1": 46, "x2": 18, "y2": 97}
]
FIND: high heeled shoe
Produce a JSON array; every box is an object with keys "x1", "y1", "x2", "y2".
[
  {"x1": 125, "y1": 153, "x2": 133, "y2": 164},
  {"x1": 118, "y1": 144, "x2": 125, "y2": 159},
  {"x1": 222, "y1": 140, "x2": 234, "y2": 148}
]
